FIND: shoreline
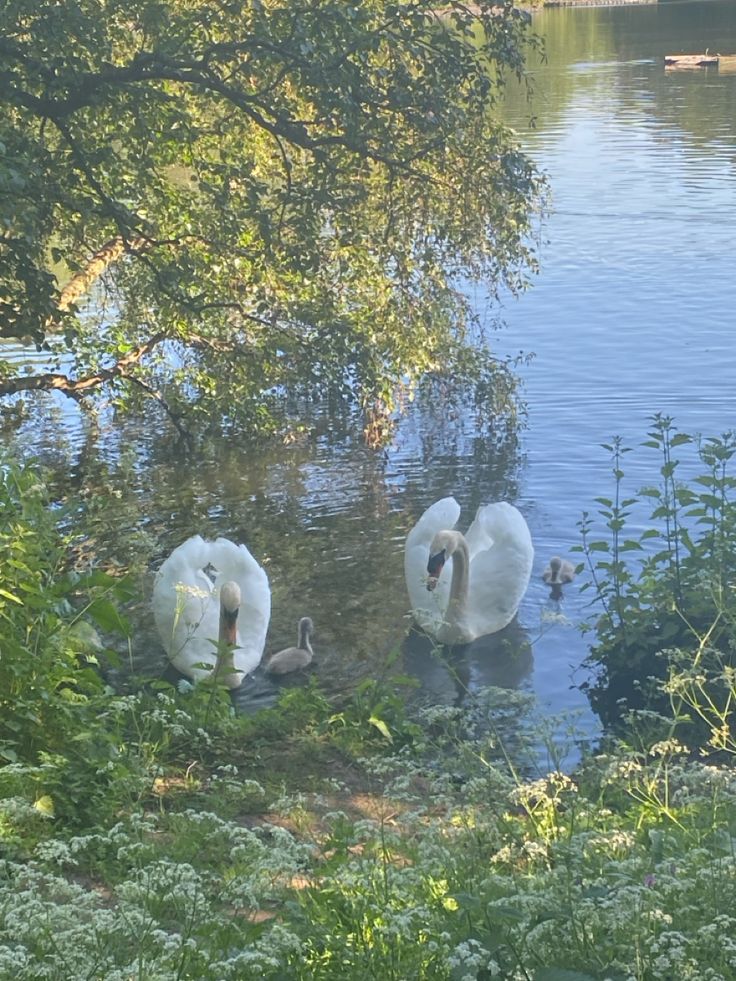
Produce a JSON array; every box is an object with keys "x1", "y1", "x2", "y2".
[{"x1": 542, "y1": 0, "x2": 656, "y2": 6}]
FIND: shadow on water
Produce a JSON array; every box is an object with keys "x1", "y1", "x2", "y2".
[{"x1": 401, "y1": 620, "x2": 533, "y2": 708}]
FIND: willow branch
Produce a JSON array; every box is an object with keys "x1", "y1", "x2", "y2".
[
  {"x1": 56, "y1": 236, "x2": 149, "y2": 314},
  {"x1": 0, "y1": 332, "x2": 167, "y2": 400},
  {"x1": 126, "y1": 374, "x2": 191, "y2": 442}
]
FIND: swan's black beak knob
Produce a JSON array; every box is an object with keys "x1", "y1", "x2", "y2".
[{"x1": 426, "y1": 549, "x2": 446, "y2": 591}]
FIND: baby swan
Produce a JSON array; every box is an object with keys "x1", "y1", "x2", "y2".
[
  {"x1": 543, "y1": 556, "x2": 576, "y2": 599},
  {"x1": 543, "y1": 556, "x2": 576, "y2": 585},
  {"x1": 264, "y1": 617, "x2": 315, "y2": 675}
]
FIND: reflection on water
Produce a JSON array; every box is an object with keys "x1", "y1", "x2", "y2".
[
  {"x1": 4, "y1": 1, "x2": 736, "y2": 750},
  {"x1": 402, "y1": 621, "x2": 534, "y2": 708}
]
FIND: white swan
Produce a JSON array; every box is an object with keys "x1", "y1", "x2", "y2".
[
  {"x1": 264, "y1": 617, "x2": 314, "y2": 675},
  {"x1": 404, "y1": 497, "x2": 534, "y2": 644},
  {"x1": 152, "y1": 535, "x2": 271, "y2": 687}
]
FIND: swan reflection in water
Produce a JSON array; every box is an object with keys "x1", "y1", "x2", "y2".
[{"x1": 401, "y1": 618, "x2": 533, "y2": 708}]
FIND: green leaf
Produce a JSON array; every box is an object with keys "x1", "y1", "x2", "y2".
[
  {"x1": 488, "y1": 904, "x2": 526, "y2": 922},
  {"x1": 34, "y1": 795, "x2": 55, "y2": 816},
  {"x1": 87, "y1": 598, "x2": 130, "y2": 636},
  {"x1": 0, "y1": 587, "x2": 23, "y2": 605},
  {"x1": 368, "y1": 716, "x2": 393, "y2": 742}
]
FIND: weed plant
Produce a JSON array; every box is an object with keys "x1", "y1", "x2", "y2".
[
  {"x1": 576, "y1": 416, "x2": 736, "y2": 740},
  {"x1": 1, "y1": 690, "x2": 736, "y2": 980}
]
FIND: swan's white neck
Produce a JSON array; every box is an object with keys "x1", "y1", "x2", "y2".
[
  {"x1": 214, "y1": 581, "x2": 240, "y2": 684},
  {"x1": 445, "y1": 532, "x2": 470, "y2": 620},
  {"x1": 297, "y1": 620, "x2": 314, "y2": 655}
]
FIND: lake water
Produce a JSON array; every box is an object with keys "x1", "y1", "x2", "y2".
[{"x1": 4, "y1": 0, "x2": 736, "y2": 756}]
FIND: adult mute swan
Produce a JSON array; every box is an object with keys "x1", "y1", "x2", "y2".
[
  {"x1": 264, "y1": 617, "x2": 315, "y2": 675},
  {"x1": 152, "y1": 535, "x2": 271, "y2": 688},
  {"x1": 404, "y1": 497, "x2": 534, "y2": 645}
]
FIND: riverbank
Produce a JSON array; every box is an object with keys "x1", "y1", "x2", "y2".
[
  {"x1": 3, "y1": 674, "x2": 736, "y2": 979},
  {"x1": 543, "y1": 0, "x2": 656, "y2": 7}
]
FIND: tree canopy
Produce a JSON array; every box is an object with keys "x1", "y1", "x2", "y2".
[{"x1": 0, "y1": 0, "x2": 543, "y2": 437}]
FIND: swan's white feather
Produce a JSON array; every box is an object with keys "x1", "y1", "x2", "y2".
[
  {"x1": 404, "y1": 497, "x2": 461, "y2": 639},
  {"x1": 404, "y1": 499, "x2": 533, "y2": 644},
  {"x1": 152, "y1": 535, "x2": 270, "y2": 685},
  {"x1": 462, "y1": 503, "x2": 534, "y2": 641}
]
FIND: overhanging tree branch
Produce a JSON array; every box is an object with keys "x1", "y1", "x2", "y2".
[
  {"x1": 56, "y1": 236, "x2": 149, "y2": 314},
  {"x1": 0, "y1": 332, "x2": 167, "y2": 400}
]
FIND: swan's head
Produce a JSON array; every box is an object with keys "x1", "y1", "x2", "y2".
[
  {"x1": 426, "y1": 530, "x2": 459, "y2": 591},
  {"x1": 546, "y1": 556, "x2": 562, "y2": 579},
  {"x1": 219, "y1": 580, "x2": 241, "y2": 645},
  {"x1": 298, "y1": 616, "x2": 314, "y2": 636},
  {"x1": 543, "y1": 557, "x2": 563, "y2": 584}
]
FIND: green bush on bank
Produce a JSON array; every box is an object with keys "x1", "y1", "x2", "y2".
[
  {"x1": 0, "y1": 698, "x2": 735, "y2": 980},
  {"x1": 578, "y1": 416, "x2": 736, "y2": 744}
]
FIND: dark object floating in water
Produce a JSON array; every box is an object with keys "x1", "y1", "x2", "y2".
[{"x1": 664, "y1": 53, "x2": 720, "y2": 69}]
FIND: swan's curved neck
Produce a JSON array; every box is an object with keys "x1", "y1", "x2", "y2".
[
  {"x1": 298, "y1": 622, "x2": 313, "y2": 655},
  {"x1": 215, "y1": 598, "x2": 238, "y2": 680},
  {"x1": 447, "y1": 533, "x2": 470, "y2": 615}
]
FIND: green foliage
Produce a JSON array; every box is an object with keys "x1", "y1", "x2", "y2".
[
  {"x1": 326, "y1": 671, "x2": 423, "y2": 752},
  {"x1": 576, "y1": 417, "x2": 736, "y2": 738},
  {"x1": 1, "y1": 0, "x2": 545, "y2": 435},
  {"x1": 2, "y1": 692, "x2": 736, "y2": 980},
  {"x1": 0, "y1": 459, "x2": 152, "y2": 824}
]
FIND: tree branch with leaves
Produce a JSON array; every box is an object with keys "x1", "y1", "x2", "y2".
[{"x1": 0, "y1": 0, "x2": 544, "y2": 436}]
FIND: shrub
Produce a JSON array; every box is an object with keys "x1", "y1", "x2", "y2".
[
  {"x1": 0, "y1": 459, "x2": 144, "y2": 825},
  {"x1": 576, "y1": 417, "x2": 736, "y2": 744}
]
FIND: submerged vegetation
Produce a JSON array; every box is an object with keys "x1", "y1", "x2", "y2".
[{"x1": 2, "y1": 422, "x2": 736, "y2": 979}]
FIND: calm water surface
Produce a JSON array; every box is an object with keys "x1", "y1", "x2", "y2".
[{"x1": 5, "y1": 0, "x2": 736, "y2": 752}]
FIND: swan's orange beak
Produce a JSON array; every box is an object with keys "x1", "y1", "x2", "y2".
[{"x1": 426, "y1": 550, "x2": 445, "y2": 591}]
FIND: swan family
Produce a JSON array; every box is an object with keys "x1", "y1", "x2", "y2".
[{"x1": 152, "y1": 496, "x2": 546, "y2": 687}]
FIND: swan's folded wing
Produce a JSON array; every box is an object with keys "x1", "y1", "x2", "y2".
[
  {"x1": 404, "y1": 497, "x2": 460, "y2": 632},
  {"x1": 466, "y1": 505, "x2": 534, "y2": 637},
  {"x1": 152, "y1": 535, "x2": 215, "y2": 658},
  {"x1": 404, "y1": 497, "x2": 461, "y2": 551},
  {"x1": 463, "y1": 504, "x2": 496, "y2": 559}
]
